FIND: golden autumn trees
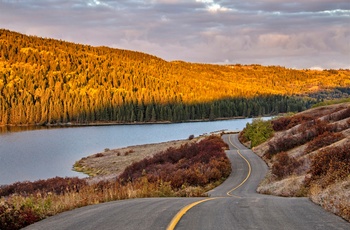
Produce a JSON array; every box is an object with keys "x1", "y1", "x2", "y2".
[{"x1": 1, "y1": 29, "x2": 350, "y2": 125}]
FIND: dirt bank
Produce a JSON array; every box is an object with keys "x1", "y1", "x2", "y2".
[{"x1": 73, "y1": 138, "x2": 199, "y2": 182}]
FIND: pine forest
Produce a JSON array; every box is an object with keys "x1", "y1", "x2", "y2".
[{"x1": 1, "y1": 29, "x2": 350, "y2": 126}]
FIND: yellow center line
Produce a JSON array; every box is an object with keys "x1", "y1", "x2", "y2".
[
  {"x1": 167, "y1": 134, "x2": 252, "y2": 229},
  {"x1": 166, "y1": 197, "x2": 221, "y2": 230},
  {"x1": 226, "y1": 134, "x2": 252, "y2": 197}
]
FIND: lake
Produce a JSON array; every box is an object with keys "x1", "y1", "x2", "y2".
[{"x1": 0, "y1": 118, "x2": 267, "y2": 185}]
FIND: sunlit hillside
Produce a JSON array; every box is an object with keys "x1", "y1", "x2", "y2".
[{"x1": 1, "y1": 29, "x2": 350, "y2": 125}]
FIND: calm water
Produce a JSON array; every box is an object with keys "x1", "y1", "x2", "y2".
[{"x1": 0, "y1": 118, "x2": 264, "y2": 185}]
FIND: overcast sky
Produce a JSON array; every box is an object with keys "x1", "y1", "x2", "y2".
[{"x1": 1, "y1": 0, "x2": 349, "y2": 69}]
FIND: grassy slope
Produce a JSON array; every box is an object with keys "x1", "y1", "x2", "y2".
[{"x1": 252, "y1": 102, "x2": 350, "y2": 221}]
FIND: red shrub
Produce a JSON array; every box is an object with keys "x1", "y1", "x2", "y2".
[
  {"x1": 0, "y1": 177, "x2": 88, "y2": 197},
  {"x1": 268, "y1": 119, "x2": 331, "y2": 155},
  {"x1": 271, "y1": 152, "x2": 301, "y2": 179},
  {"x1": 308, "y1": 142, "x2": 350, "y2": 188},
  {"x1": 328, "y1": 107, "x2": 350, "y2": 122},
  {"x1": 0, "y1": 202, "x2": 42, "y2": 230},
  {"x1": 272, "y1": 114, "x2": 314, "y2": 131},
  {"x1": 304, "y1": 132, "x2": 344, "y2": 154},
  {"x1": 118, "y1": 136, "x2": 231, "y2": 189}
]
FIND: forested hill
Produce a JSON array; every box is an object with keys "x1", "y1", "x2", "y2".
[{"x1": 1, "y1": 29, "x2": 350, "y2": 125}]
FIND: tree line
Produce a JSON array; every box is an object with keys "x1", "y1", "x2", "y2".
[{"x1": 1, "y1": 29, "x2": 350, "y2": 125}]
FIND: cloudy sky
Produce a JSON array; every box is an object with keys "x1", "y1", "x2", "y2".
[{"x1": 1, "y1": 0, "x2": 349, "y2": 69}]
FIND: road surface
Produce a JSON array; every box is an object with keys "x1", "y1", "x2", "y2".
[{"x1": 24, "y1": 134, "x2": 350, "y2": 230}]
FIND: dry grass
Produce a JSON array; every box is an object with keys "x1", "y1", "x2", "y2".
[
  {"x1": 0, "y1": 177, "x2": 214, "y2": 230},
  {"x1": 253, "y1": 103, "x2": 350, "y2": 222},
  {"x1": 257, "y1": 174, "x2": 306, "y2": 197},
  {"x1": 74, "y1": 138, "x2": 198, "y2": 179},
  {"x1": 309, "y1": 177, "x2": 350, "y2": 221}
]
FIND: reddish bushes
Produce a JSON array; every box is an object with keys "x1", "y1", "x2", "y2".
[
  {"x1": 272, "y1": 114, "x2": 314, "y2": 131},
  {"x1": 118, "y1": 136, "x2": 231, "y2": 189},
  {"x1": 0, "y1": 177, "x2": 87, "y2": 197},
  {"x1": 271, "y1": 107, "x2": 350, "y2": 132},
  {"x1": 0, "y1": 202, "x2": 41, "y2": 230},
  {"x1": 271, "y1": 152, "x2": 301, "y2": 179},
  {"x1": 304, "y1": 132, "x2": 344, "y2": 154},
  {"x1": 0, "y1": 177, "x2": 87, "y2": 229},
  {"x1": 327, "y1": 107, "x2": 350, "y2": 122},
  {"x1": 268, "y1": 119, "x2": 335, "y2": 155},
  {"x1": 270, "y1": 107, "x2": 350, "y2": 155},
  {"x1": 308, "y1": 142, "x2": 350, "y2": 188}
]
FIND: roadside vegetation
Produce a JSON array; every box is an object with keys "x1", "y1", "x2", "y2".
[
  {"x1": 239, "y1": 118, "x2": 274, "y2": 148},
  {"x1": 247, "y1": 103, "x2": 350, "y2": 221},
  {"x1": 119, "y1": 135, "x2": 231, "y2": 189},
  {"x1": 0, "y1": 135, "x2": 231, "y2": 230}
]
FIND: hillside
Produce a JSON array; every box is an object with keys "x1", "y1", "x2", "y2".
[
  {"x1": 1, "y1": 29, "x2": 350, "y2": 125},
  {"x1": 250, "y1": 103, "x2": 350, "y2": 221}
]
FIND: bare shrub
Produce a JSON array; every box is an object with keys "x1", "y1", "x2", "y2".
[
  {"x1": 118, "y1": 136, "x2": 231, "y2": 189},
  {"x1": 271, "y1": 152, "x2": 301, "y2": 179},
  {"x1": 0, "y1": 177, "x2": 88, "y2": 197},
  {"x1": 272, "y1": 114, "x2": 314, "y2": 131},
  {"x1": 304, "y1": 132, "x2": 344, "y2": 154},
  {"x1": 95, "y1": 153, "x2": 104, "y2": 158},
  {"x1": 307, "y1": 142, "x2": 350, "y2": 188},
  {"x1": 124, "y1": 149, "x2": 134, "y2": 156},
  {"x1": 328, "y1": 107, "x2": 350, "y2": 122},
  {"x1": 268, "y1": 119, "x2": 330, "y2": 155},
  {"x1": 0, "y1": 201, "x2": 42, "y2": 230}
]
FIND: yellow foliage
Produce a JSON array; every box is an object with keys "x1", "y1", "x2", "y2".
[
  {"x1": 20, "y1": 47, "x2": 38, "y2": 54},
  {"x1": 1, "y1": 28, "x2": 350, "y2": 125}
]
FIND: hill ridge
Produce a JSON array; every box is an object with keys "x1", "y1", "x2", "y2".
[{"x1": 1, "y1": 29, "x2": 350, "y2": 125}]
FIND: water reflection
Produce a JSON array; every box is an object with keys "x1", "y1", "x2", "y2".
[
  {"x1": 0, "y1": 125, "x2": 51, "y2": 133},
  {"x1": 0, "y1": 118, "x2": 270, "y2": 185}
]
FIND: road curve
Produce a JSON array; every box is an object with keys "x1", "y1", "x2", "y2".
[{"x1": 24, "y1": 134, "x2": 350, "y2": 230}]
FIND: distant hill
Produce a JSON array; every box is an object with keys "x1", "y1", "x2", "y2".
[
  {"x1": 251, "y1": 103, "x2": 350, "y2": 221},
  {"x1": 1, "y1": 29, "x2": 350, "y2": 125}
]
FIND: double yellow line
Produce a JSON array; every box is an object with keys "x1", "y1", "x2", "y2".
[
  {"x1": 226, "y1": 134, "x2": 252, "y2": 197},
  {"x1": 167, "y1": 134, "x2": 252, "y2": 230}
]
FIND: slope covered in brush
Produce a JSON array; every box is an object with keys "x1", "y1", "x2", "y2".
[{"x1": 243, "y1": 103, "x2": 350, "y2": 221}]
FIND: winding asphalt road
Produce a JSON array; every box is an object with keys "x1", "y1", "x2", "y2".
[{"x1": 24, "y1": 134, "x2": 350, "y2": 230}]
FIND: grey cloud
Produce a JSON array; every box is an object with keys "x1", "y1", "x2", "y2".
[
  {"x1": 222, "y1": 0, "x2": 350, "y2": 13},
  {"x1": 0, "y1": 0, "x2": 349, "y2": 69}
]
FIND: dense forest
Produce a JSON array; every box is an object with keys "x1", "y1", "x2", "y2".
[{"x1": 1, "y1": 29, "x2": 350, "y2": 125}]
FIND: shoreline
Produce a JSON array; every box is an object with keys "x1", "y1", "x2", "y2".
[
  {"x1": 73, "y1": 138, "x2": 199, "y2": 182},
  {"x1": 0, "y1": 117, "x2": 249, "y2": 133},
  {"x1": 5, "y1": 114, "x2": 295, "y2": 128},
  {"x1": 73, "y1": 130, "x2": 238, "y2": 182},
  {"x1": 0, "y1": 116, "x2": 247, "y2": 128}
]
